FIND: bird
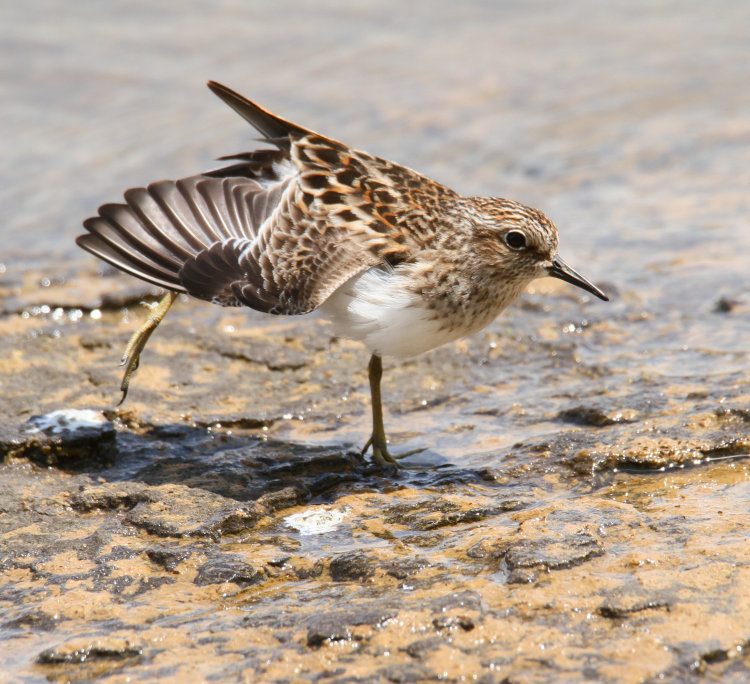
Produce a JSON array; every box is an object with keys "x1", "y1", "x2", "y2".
[{"x1": 77, "y1": 81, "x2": 608, "y2": 467}]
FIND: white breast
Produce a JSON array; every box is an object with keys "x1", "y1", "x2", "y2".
[{"x1": 319, "y1": 266, "x2": 495, "y2": 359}]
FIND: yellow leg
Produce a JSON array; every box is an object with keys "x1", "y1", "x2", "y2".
[
  {"x1": 363, "y1": 354, "x2": 424, "y2": 467},
  {"x1": 118, "y1": 291, "x2": 178, "y2": 404}
]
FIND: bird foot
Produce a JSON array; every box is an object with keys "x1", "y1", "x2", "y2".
[
  {"x1": 118, "y1": 291, "x2": 178, "y2": 404},
  {"x1": 361, "y1": 436, "x2": 426, "y2": 469}
]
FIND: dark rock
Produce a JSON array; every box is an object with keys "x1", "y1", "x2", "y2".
[
  {"x1": 37, "y1": 641, "x2": 142, "y2": 664},
  {"x1": 404, "y1": 637, "x2": 444, "y2": 659},
  {"x1": 305, "y1": 607, "x2": 397, "y2": 648},
  {"x1": 714, "y1": 407, "x2": 750, "y2": 424},
  {"x1": 146, "y1": 547, "x2": 193, "y2": 572},
  {"x1": 194, "y1": 556, "x2": 264, "y2": 587},
  {"x1": 599, "y1": 588, "x2": 674, "y2": 618},
  {"x1": 385, "y1": 501, "x2": 508, "y2": 531},
  {"x1": 384, "y1": 557, "x2": 430, "y2": 579},
  {"x1": 702, "y1": 647, "x2": 729, "y2": 664},
  {"x1": 266, "y1": 555, "x2": 291, "y2": 568},
  {"x1": 293, "y1": 559, "x2": 325, "y2": 579},
  {"x1": 133, "y1": 576, "x2": 176, "y2": 594},
  {"x1": 69, "y1": 484, "x2": 156, "y2": 512},
  {"x1": 378, "y1": 663, "x2": 434, "y2": 683},
  {"x1": 713, "y1": 297, "x2": 740, "y2": 313},
  {"x1": 433, "y1": 615, "x2": 475, "y2": 631},
  {"x1": 466, "y1": 539, "x2": 512, "y2": 560},
  {"x1": 558, "y1": 405, "x2": 636, "y2": 427},
  {"x1": 306, "y1": 619, "x2": 353, "y2": 647},
  {"x1": 430, "y1": 591, "x2": 483, "y2": 613},
  {"x1": 329, "y1": 551, "x2": 376, "y2": 582},
  {"x1": 400, "y1": 532, "x2": 445, "y2": 548},
  {"x1": 125, "y1": 488, "x2": 265, "y2": 539},
  {"x1": 507, "y1": 568, "x2": 538, "y2": 584},
  {"x1": 2, "y1": 409, "x2": 115, "y2": 465},
  {"x1": 93, "y1": 574, "x2": 134, "y2": 595},
  {"x1": 505, "y1": 535, "x2": 604, "y2": 571},
  {"x1": 3, "y1": 609, "x2": 60, "y2": 632},
  {"x1": 308, "y1": 472, "x2": 360, "y2": 496},
  {"x1": 256, "y1": 485, "x2": 310, "y2": 512}
]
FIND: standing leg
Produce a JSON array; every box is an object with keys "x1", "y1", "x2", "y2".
[{"x1": 365, "y1": 354, "x2": 395, "y2": 465}]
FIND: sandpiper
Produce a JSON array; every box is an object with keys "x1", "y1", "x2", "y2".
[{"x1": 78, "y1": 81, "x2": 608, "y2": 466}]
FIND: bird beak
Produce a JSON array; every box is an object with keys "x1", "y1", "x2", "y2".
[{"x1": 546, "y1": 257, "x2": 609, "y2": 301}]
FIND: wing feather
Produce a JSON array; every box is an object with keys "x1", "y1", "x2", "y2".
[{"x1": 78, "y1": 83, "x2": 458, "y2": 317}]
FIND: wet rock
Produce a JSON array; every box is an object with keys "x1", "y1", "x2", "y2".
[
  {"x1": 306, "y1": 619, "x2": 352, "y2": 647},
  {"x1": 292, "y1": 558, "x2": 325, "y2": 579},
  {"x1": 37, "y1": 639, "x2": 142, "y2": 664},
  {"x1": 133, "y1": 576, "x2": 176, "y2": 594},
  {"x1": 257, "y1": 445, "x2": 357, "y2": 478},
  {"x1": 305, "y1": 606, "x2": 397, "y2": 647},
  {"x1": 400, "y1": 532, "x2": 446, "y2": 548},
  {"x1": 125, "y1": 487, "x2": 265, "y2": 539},
  {"x1": 654, "y1": 640, "x2": 741, "y2": 682},
  {"x1": 599, "y1": 589, "x2": 674, "y2": 618},
  {"x1": 69, "y1": 483, "x2": 156, "y2": 512},
  {"x1": 97, "y1": 286, "x2": 162, "y2": 311},
  {"x1": 385, "y1": 499, "x2": 511, "y2": 531},
  {"x1": 714, "y1": 407, "x2": 750, "y2": 424},
  {"x1": 558, "y1": 405, "x2": 638, "y2": 426},
  {"x1": 378, "y1": 663, "x2": 434, "y2": 683},
  {"x1": 403, "y1": 636, "x2": 444, "y2": 659},
  {"x1": 1, "y1": 409, "x2": 115, "y2": 466},
  {"x1": 507, "y1": 568, "x2": 539, "y2": 584},
  {"x1": 145, "y1": 547, "x2": 194, "y2": 572},
  {"x1": 384, "y1": 557, "x2": 431, "y2": 580},
  {"x1": 328, "y1": 551, "x2": 376, "y2": 582},
  {"x1": 566, "y1": 433, "x2": 750, "y2": 476},
  {"x1": 432, "y1": 615, "x2": 475, "y2": 631},
  {"x1": 466, "y1": 539, "x2": 512, "y2": 560},
  {"x1": 256, "y1": 485, "x2": 310, "y2": 512},
  {"x1": 2, "y1": 609, "x2": 60, "y2": 632},
  {"x1": 193, "y1": 331, "x2": 309, "y2": 371},
  {"x1": 266, "y1": 555, "x2": 291, "y2": 568},
  {"x1": 307, "y1": 471, "x2": 361, "y2": 496},
  {"x1": 713, "y1": 296, "x2": 740, "y2": 313},
  {"x1": 430, "y1": 590, "x2": 483, "y2": 614},
  {"x1": 702, "y1": 647, "x2": 730, "y2": 664},
  {"x1": 504, "y1": 534, "x2": 604, "y2": 572},
  {"x1": 194, "y1": 556, "x2": 265, "y2": 587}
]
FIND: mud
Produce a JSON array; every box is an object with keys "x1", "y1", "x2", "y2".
[{"x1": 3, "y1": 1, "x2": 750, "y2": 682}]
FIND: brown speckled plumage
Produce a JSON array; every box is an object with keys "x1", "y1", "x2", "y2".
[{"x1": 78, "y1": 81, "x2": 608, "y2": 466}]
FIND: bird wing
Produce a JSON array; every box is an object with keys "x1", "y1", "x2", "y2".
[{"x1": 79, "y1": 82, "x2": 455, "y2": 314}]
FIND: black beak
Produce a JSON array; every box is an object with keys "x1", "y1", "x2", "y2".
[{"x1": 546, "y1": 257, "x2": 609, "y2": 301}]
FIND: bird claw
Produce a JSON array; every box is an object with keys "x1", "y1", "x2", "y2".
[
  {"x1": 118, "y1": 291, "x2": 178, "y2": 404},
  {"x1": 362, "y1": 436, "x2": 426, "y2": 469}
]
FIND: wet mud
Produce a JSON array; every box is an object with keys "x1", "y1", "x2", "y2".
[{"x1": 3, "y1": 1, "x2": 750, "y2": 682}]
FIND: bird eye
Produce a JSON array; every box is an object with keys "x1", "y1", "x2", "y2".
[{"x1": 504, "y1": 230, "x2": 527, "y2": 250}]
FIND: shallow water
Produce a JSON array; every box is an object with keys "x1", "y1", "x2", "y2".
[{"x1": 2, "y1": 1, "x2": 750, "y2": 682}]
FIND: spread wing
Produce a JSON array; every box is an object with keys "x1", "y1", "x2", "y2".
[{"x1": 78, "y1": 81, "x2": 456, "y2": 314}]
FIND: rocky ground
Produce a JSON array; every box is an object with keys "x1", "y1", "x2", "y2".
[{"x1": 2, "y1": 263, "x2": 749, "y2": 683}]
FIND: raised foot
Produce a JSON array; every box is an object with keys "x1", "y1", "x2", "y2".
[
  {"x1": 361, "y1": 436, "x2": 427, "y2": 469},
  {"x1": 118, "y1": 291, "x2": 178, "y2": 405}
]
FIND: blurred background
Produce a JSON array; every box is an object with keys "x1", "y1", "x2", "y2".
[
  {"x1": 4, "y1": 0, "x2": 749, "y2": 298},
  {"x1": 2, "y1": 0, "x2": 750, "y2": 458}
]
